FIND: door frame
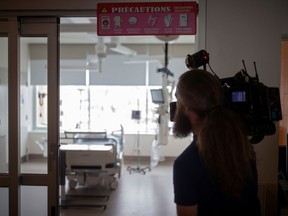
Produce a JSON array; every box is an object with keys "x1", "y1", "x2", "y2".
[{"x1": 0, "y1": 17, "x2": 60, "y2": 216}]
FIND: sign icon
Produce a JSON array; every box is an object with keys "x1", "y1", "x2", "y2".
[
  {"x1": 101, "y1": 16, "x2": 110, "y2": 29},
  {"x1": 101, "y1": 8, "x2": 108, "y2": 13},
  {"x1": 114, "y1": 16, "x2": 122, "y2": 28},
  {"x1": 147, "y1": 15, "x2": 158, "y2": 26},
  {"x1": 164, "y1": 14, "x2": 173, "y2": 27},
  {"x1": 128, "y1": 17, "x2": 138, "y2": 25},
  {"x1": 179, "y1": 14, "x2": 188, "y2": 27}
]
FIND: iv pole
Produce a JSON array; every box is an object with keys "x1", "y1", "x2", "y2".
[
  {"x1": 127, "y1": 102, "x2": 151, "y2": 175},
  {"x1": 158, "y1": 42, "x2": 170, "y2": 146},
  {"x1": 127, "y1": 42, "x2": 172, "y2": 171}
]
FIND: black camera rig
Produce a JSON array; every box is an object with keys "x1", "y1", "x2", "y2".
[{"x1": 182, "y1": 50, "x2": 282, "y2": 144}]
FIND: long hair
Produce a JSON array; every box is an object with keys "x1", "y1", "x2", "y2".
[{"x1": 176, "y1": 69, "x2": 254, "y2": 197}]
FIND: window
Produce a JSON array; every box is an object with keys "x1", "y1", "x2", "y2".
[
  {"x1": 36, "y1": 85, "x2": 167, "y2": 134},
  {"x1": 36, "y1": 86, "x2": 48, "y2": 128}
]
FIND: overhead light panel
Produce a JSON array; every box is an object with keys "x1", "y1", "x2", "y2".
[
  {"x1": 108, "y1": 36, "x2": 137, "y2": 56},
  {"x1": 110, "y1": 44, "x2": 137, "y2": 56}
]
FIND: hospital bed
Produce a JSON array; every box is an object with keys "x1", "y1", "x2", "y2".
[
  {"x1": 60, "y1": 126, "x2": 124, "y2": 189},
  {"x1": 59, "y1": 125, "x2": 124, "y2": 208}
]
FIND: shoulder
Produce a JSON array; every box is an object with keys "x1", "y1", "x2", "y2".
[
  {"x1": 174, "y1": 140, "x2": 200, "y2": 167},
  {"x1": 174, "y1": 139, "x2": 203, "y2": 179},
  {"x1": 173, "y1": 139, "x2": 204, "y2": 206}
]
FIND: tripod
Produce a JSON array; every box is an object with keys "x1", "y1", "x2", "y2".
[{"x1": 127, "y1": 110, "x2": 151, "y2": 174}]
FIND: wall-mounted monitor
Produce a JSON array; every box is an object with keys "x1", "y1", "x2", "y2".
[{"x1": 150, "y1": 89, "x2": 164, "y2": 104}]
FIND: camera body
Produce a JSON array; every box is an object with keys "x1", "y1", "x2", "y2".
[{"x1": 220, "y1": 72, "x2": 282, "y2": 143}]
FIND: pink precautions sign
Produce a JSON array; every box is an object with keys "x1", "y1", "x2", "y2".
[{"x1": 97, "y1": 2, "x2": 198, "y2": 36}]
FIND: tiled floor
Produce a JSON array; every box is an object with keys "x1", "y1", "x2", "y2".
[
  {"x1": 60, "y1": 160, "x2": 176, "y2": 216},
  {"x1": 21, "y1": 157, "x2": 177, "y2": 216}
]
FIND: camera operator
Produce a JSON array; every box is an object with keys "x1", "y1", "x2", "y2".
[{"x1": 172, "y1": 69, "x2": 261, "y2": 216}]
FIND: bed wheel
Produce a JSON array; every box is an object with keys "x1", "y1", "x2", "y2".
[
  {"x1": 110, "y1": 180, "x2": 118, "y2": 190},
  {"x1": 69, "y1": 179, "x2": 78, "y2": 189}
]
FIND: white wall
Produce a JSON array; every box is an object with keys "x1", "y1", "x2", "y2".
[
  {"x1": 201, "y1": 0, "x2": 283, "y2": 214},
  {"x1": 204, "y1": 0, "x2": 281, "y2": 182},
  {"x1": 28, "y1": 131, "x2": 191, "y2": 159}
]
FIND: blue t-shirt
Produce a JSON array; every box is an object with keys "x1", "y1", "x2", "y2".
[{"x1": 173, "y1": 138, "x2": 261, "y2": 216}]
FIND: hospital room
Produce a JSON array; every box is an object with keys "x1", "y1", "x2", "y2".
[
  {"x1": 23, "y1": 17, "x2": 194, "y2": 215},
  {"x1": 0, "y1": 0, "x2": 288, "y2": 215},
  {"x1": 1, "y1": 9, "x2": 196, "y2": 216}
]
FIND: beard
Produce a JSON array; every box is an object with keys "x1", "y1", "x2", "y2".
[{"x1": 172, "y1": 108, "x2": 192, "y2": 138}]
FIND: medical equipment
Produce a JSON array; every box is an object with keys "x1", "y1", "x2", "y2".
[
  {"x1": 150, "y1": 42, "x2": 174, "y2": 167},
  {"x1": 59, "y1": 125, "x2": 124, "y2": 208},
  {"x1": 126, "y1": 109, "x2": 150, "y2": 174}
]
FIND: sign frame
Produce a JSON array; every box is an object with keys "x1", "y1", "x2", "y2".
[{"x1": 97, "y1": 1, "x2": 198, "y2": 36}]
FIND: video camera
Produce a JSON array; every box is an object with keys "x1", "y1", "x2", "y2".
[
  {"x1": 221, "y1": 70, "x2": 282, "y2": 144},
  {"x1": 171, "y1": 50, "x2": 282, "y2": 144}
]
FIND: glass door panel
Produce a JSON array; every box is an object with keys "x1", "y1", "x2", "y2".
[
  {"x1": 0, "y1": 33, "x2": 9, "y2": 216},
  {"x1": 21, "y1": 185, "x2": 47, "y2": 216},
  {"x1": 20, "y1": 37, "x2": 48, "y2": 174},
  {"x1": 0, "y1": 187, "x2": 8, "y2": 216},
  {"x1": 0, "y1": 37, "x2": 8, "y2": 174},
  {"x1": 18, "y1": 18, "x2": 59, "y2": 216}
]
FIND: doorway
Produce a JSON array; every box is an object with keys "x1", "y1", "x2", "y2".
[{"x1": 0, "y1": 17, "x2": 59, "y2": 216}]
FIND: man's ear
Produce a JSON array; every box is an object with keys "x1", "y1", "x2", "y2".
[
  {"x1": 184, "y1": 105, "x2": 192, "y2": 114},
  {"x1": 185, "y1": 108, "x2": 200, "y2": 121}
]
